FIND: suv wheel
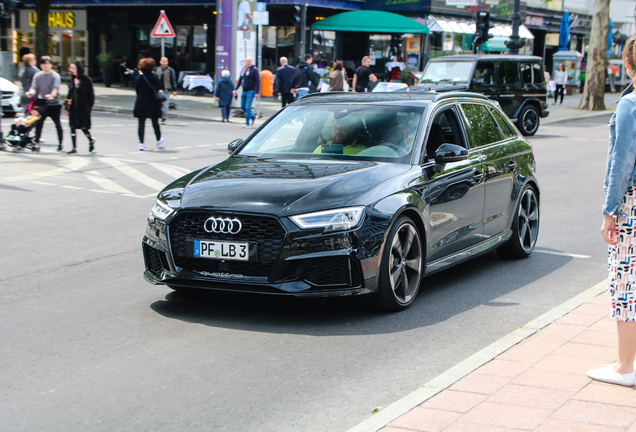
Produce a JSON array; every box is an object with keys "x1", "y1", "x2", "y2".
[{"x1": 517, "y1": 105, "x2": 540, "y2": 136}]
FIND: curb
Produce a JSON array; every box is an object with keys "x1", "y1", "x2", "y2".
[
  {"x1": 543, "y1": 109, "x2": 614, "y2": 125},
  {"x1": 346, "y1": 280, "x2": 608, "y2": 432},
  {"x1": 92, "y1": 105, "x2": 222, "y2": 123}
]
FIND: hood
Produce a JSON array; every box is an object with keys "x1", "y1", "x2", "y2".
[
  {"x1": 178, "y1": 157, "x2": 410, "y2": 216},
  {"x1": 297, "y1": 61, "x2": 309, "y2": 70},
  {"x1": 219, "y1": 76, "x2": 232, "y2": 84}
]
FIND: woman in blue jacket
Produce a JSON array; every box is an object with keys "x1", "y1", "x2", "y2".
[
  {"x1": 215, "y1": 70, "x2": 235, "y2": 122},
  {"x1": 590, "y1": 35, "x2": 636, "y2": 387}
]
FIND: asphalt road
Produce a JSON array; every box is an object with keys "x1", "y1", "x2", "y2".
[{"x1": 0, "y1": 113, "x2": 612, "y2": 431}]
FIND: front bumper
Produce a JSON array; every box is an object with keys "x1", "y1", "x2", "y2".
[{"x1": 142, "y1": 209, "x2": 389, "y2": 297}]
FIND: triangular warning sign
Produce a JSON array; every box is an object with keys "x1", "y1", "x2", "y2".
[{"x1": 151, "y1": 11, "x2": 175, "y2": 38}]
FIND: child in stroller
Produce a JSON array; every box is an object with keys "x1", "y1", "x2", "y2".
[{"x1": 1, "y1": 101, "x2": 42, "y2": 152}]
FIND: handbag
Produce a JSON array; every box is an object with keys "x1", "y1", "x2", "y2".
[
  {"x1": 342, "y1": 71, "x2": 350, "y2": 92},
  {"x1": 142, "y1": 74, "x2": 167, "y2": 103}
]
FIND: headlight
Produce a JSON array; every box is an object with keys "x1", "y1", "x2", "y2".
[
  {"x1": 149, "y1": 199, "x2": 174, "y2": 221},
  {"x1": 12, "y1": 88, "x2": 20, "y2": 98},
  {"x1": 290, "y1": 207, "x2": 365, "y2": 232}
]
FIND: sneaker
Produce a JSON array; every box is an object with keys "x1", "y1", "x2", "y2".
[
  {"x1": 250, "y1": 117, "x2": 255, "y2": 127},
  {"x1": 57, "y1": 144, "x2": 63, "y2": 152},
  {"x1": 156, "y1": 138, "x2": 165, "y2": 149},
  {"x1": 139, "y1": 143, "x2": 146, "y2": 151},
  {"x1": 33, "y1": 145, "x2": 40, "y2": 153},
  {"x1": 161, "y1": 118, "x2": 166, "y2": 125},
  {"x1": 243, "y1": 124, "x2": 248, "y2": 129},
  {"x1": 67, "y1": 148, "x2": 77, "y2": 155},
  {"x1": 588, "y1": 364, "x2": 635, "y2": 387},
  {"x1": 89, "y1": 139, "x2": 95, "y2": 153}
]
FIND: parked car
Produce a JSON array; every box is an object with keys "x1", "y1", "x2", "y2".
[
  {"x1": 0, "y1": 77, "x2": 21, "y2": 117},
  {"x1": 408, "y1": 55, "x2": 549, "y2": 136},
  {"x1": 142, "y1": 92, "x2": 540, "y2": 311}
]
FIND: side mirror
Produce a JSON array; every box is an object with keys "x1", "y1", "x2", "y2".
[
  {"x1": 434, "y1": 143, "x2": 468, "y2": 164},
  {"x1": 227, "y1": 138, "x2": 244, "y2": 155}
]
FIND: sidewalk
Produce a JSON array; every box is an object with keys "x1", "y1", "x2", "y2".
[
  {"x1": 349, "y1": 281, "x2": 636, "y2": 432},
  {"x1": 83, "y1": 83, "x2": 619, "y2": 125}
]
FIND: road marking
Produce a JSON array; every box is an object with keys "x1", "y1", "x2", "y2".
[
  {"x1": 90, "y1": 189, "x2": 115, "y2": 194},
  {"x1": 196, "y1": 144, "x2": 213, "y2": 147},
  {"x1": 593, "y1": 139, "x2": 607, "y2": 142},
  {"x1": 31, "y1": 181, "x2": 55, "y2": 185},
  {"x1": 84, "y1": 170, "x2": 135, "y2": 195},
  {"x1": 175, "y1": 146, "x2": 192, "y2": 149},
  {"x1": 534, "y1": 250, "x2": 590, "y2": 259},
  {"x1": 568, "y1": 137, "x2": 588, "y2": 141},
  {"x1": 61, "y1": 185, "x2": 84, "y2": 189},
  {"x1": 0, "y1": 155, "x2": 90, "y2": 183},
  {"x1": 122, "y1": 193, "x2": 151, "y2": 199},
  {"x1": 214, "y1": 143, "x2": 227, "y2": 146},
  {"x1": 105, "y1": 154, "x2": 123, "y2": 157},
  {"x1": 98, "y1": 157, "x2": 165, "y2": 191},
  {"x1": 149, "y1": 162, "x2": 191, "y2": 178},
  {"x1": 169, "y1": 156, "x2": 179, "y2": 159}
]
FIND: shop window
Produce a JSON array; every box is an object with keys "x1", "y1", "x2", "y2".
[
  {"x1": 443, "y1": 33, "x2": 453, "y2": 53},
  {"x1": 312, "y1": 30, "x2": 335, "y2": 68}
]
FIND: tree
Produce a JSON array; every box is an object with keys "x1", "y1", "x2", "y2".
[
  {"x1": 34, "y1": 0, "x2": 50, "y2": 60},
  {"x1": 577, "y1": 0, "x2": 611, "y2": 111}
]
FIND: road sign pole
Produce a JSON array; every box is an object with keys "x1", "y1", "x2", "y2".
[{"x1": 161, "y1": 38, "x2": 165, "y2": 58}]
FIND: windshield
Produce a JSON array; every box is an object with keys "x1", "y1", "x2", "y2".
[
  {"x1": 421, "y1": 61, "x2": 474, "y2": 83},
  {"x1": 238, "y1": 104, "x2": 424, "y2": 163}
]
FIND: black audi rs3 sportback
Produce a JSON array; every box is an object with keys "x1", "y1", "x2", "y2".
[{"x1": 143, "y1": 92, "x2": 540, "y2": 311}]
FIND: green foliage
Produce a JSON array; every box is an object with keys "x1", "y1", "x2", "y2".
[
  {"x1": 96, "y1": 52, "x2": 116, "y2": 74},
  {"x1": 400, "y1": 66, "x2": 412, "y2": 84}
]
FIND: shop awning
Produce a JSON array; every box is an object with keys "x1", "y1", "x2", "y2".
[
  {"x1": 312, "y1": 11, "x2": 429, "y2": 34},
  {"x1": 415, "y1": 15, "x2": 534, "y2": 39}
]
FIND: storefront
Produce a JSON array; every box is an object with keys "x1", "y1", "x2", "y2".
[{"x1": 18, "y1": 9, "x2": 88, "y2": 76}]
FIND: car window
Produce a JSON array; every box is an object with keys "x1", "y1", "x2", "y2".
[
  {"x1": 532, "y1": 64, "x2": 543, "y2": 84},
  {"x1": 239, "y1": 104, "x2": 424, "y2": 162},
  {"x1": 520, "y1": 64, "x2": 533, "y2": 84},
  {"x1": 499, "y1": 62, "x2": 518, "y2": 86},
  {"x1": 489, "y1": 107, "x2": 515, "y2": 139},
  {"x1": 460, "y1": 104, "x2": 503, "y2": 147},
  {"x1": 472, "y1": 62, "x2": 495, "y2": 87},
  {"x1": 422, "y1": 61, "x2": 473, "y2": 83},
  {"x1": 424, "y1": 108, "x2": 465, "y2": 161}
]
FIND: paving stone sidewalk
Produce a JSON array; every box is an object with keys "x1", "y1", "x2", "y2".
[{"x1": 365, "y1": 284, "x2": 636, "y2": 432}]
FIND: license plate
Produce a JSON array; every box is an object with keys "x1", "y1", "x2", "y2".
[{"x1": 193, "y1": 240, "x2": 249, "y2": 261}]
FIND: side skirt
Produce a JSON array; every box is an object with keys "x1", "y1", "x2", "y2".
[{"x1": 425, "y1": 230, "x2": 513, "y2": 275}]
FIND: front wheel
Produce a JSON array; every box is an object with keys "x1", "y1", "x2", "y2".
[
  {"x1": 497, "y1": 185, "x2": 540, "y2": 258},
  {"x1": 365, "y1": 216, "x2": 423, "y2": 311},
  {"x1": 517, "y1": 105, "x2": 540, "y2": 136}
]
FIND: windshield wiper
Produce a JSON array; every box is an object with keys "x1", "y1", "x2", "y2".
[{"x1": 435, "y1": 79, "x2": 458, "y2": 85}]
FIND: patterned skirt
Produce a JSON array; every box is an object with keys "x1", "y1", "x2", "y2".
[{"x1": 609, "y1": 186, "x2": 636, "y2": 322}]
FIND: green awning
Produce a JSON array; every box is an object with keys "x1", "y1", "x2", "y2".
[
  {"x1": 482, "y1": 37, "x2": 510, "y2": 52},
  {"x1": 312, "y1": 11, "x2": 429, "y2": 34}
]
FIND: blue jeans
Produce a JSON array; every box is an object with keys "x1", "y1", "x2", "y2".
[
  {"x1": 241, "y1": 90, "x2": 256, "y2": 124},
  {"x1": 296, "y1": 88, "x2": 309, "y2": 99},
  {"x1": 220, "y1": 105, "x2": 230, "y2": 120}
]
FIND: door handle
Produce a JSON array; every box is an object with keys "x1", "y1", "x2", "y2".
[
  {"x1": 473, "y1": 170, "x2": 484, "y2": 183},
  {"x1": 508, "y1": 161, "x2": 517, "y2": 171}
]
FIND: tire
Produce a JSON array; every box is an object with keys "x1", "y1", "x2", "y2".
[
  {"x1": 516, "y1": 105, "x2": 540, "y2": 136},
  {"x1": 497, "y1": 185, "x2": 540, "y2": 258},
  {"x1": 364, "y1": 216, "x2": 424, "y2": 311}
]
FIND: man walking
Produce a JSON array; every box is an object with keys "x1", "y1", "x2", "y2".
[
  {"x1": 352, "y1": 56, "x2": 377, "y2": 93},
  {"x1": 292, "y1": 54, "x2": 320, "y2": 100},
  {"x1": 26, "y1": 56, "x2": 63, "y2": 152},
  {"x1": 155, "y1": 57, "x2": 177, "y2": 124},
  {"x1": 274, "y1": 57, "x2": 295, "y2": 108},
  {"x1": 233, "y1": 57, "x2": 260, "y2": 128}
]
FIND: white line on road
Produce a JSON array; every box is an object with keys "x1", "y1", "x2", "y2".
[
  {"x1": 568, "y1": 137, "x2": 589, "y2": 141},
  {"x1": 61, "y1": 185, "x2": 84, "y2": 189},
  {"x1": 149, "y1": 162, "x2": 191, "y2": 178},
  {"x1": 122, "y1": 194, "x2": 152, "y2": 199},
  {"x1": 175, "y1": 146, "x2": 192, "y2": 149},
  {"x1": 196, "y1": 144, "x2": 213, "y2": 147},
  {"x1": 534, "y1": 250, "x2": 590, "y2": 259},
  {"x1": 84, "y1": 170, "x2": 135, "y2": 195},
  {"x1": 105, "y1": 154, "x2": 123, "y2": 157},
  {"x1": 90, "y1": 189, "x2": 115, "y2": 194},
  {"x1": 31, "y1": 181, "x2": 55, "y2": 185},
  {"x1": 97, "y1": 157, "x2": 165, "y2": 191}
]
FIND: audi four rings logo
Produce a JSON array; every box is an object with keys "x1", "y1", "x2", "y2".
[{"x1": 204, "y1": 217, "x2": 243, "y2": 234}]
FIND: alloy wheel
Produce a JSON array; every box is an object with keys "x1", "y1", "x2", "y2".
[
  {"x1": 522, "y1": 108, "x2": 539, "y2": 134},
  {"x1": 517, "y1": 188, "x2": 539, "y2": 253},
  {"x1": 389, "y1": 223, "x2": 422, "y2": 304}
]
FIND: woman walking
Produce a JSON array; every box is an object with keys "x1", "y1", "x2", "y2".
[
  {"x1": 134, "y1": 58, "x2": 163, "y2": 151},
  {"x1": 589, "y1": 35, "x2": 636, "y2": 387},
  {"x1": 66, "y1": 61, "x2": 95, "y2": 154},
  {"x1": 215, "y1": 70, "x2": 234, "y2": 122},
  {"x1": 554, "y1": 63, "x2": 567, "y2": 105},
  {"x1": 20, "y1": 53, "x2": 38, "y2": 114},
  {"x1": 328, "y1": 61, "x2": 346, "y2": 92}
]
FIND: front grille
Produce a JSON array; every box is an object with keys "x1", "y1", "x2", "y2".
[
  {"x1": 305, "y1": 257, "x2": 351, "y2": 286},
  {"x1": 144, "y1": 244, "x2": 166, "y2": 274},
  {"x1": 169, "y1": 211, "x2": 286, "y2": 279},
  {"x1": 2, "y1": 91, "x2": 12, "y2": 100}
]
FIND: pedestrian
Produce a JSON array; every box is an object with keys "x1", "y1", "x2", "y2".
[
  {"x1": 18, "y1": 39, "x2": 30, "y2": 59},
  {"x1": 554, "y1": 63, "x2": 567, "y2": 105},
  {"x1": 274, "y1": 56, "x2": 295, "y2": 107},
  {"x1": 155, "y1": 57, "x2": 177, "y2": 124},
  {"x1": 292, "y1": 54, "x2": 320, "y2": 100},
  {"x1": 591, "y1": 35, "x2": 636, "y2": 387},
  {"x1": 20, "y1": 53, "x2": 38, "y2": 114},
  {"x1": 543, "y1": 65, "x2": 551, "y2": 95},
  {"x1": 215, "y1": 70, "x2": 234, "y2": 122},
  {"x1": 65, "y1": 61, "x2": 95, "y2": 154},
  {"x1": 26, "y1": 56, "x2": 63, "y2": 152},
  {"x1": 233, "y1": 57, "x2": 260, "y2": 128},
  {"x1": 352, "y1": 56, "x2": 377, "y2": 93},
  {"x1": 134, "y1": 58, "x2": 163, "y2": 151},
  {"x1": 328, "y1": 61, "x2": 346, "y2": 92}
]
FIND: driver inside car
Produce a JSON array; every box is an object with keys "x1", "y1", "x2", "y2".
[{"x1": 314, "y1": 116, "x2": 367, "y2": 155}]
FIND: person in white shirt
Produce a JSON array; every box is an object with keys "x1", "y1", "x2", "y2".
[{"x1": 554, "y1": 63, "x2": 567, "y2": 105}]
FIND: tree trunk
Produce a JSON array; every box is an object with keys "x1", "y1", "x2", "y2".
[
  {"x1": 34, "y1": 0, "x2": 51, "y2": 60},
  {"x1": 577, "y1": 0, "x2": 611, "y2": 111}
]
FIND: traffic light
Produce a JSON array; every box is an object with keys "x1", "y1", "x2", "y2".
[
  {"x1": 293, "y1": 5, "x2": 301, "y2": 24},
  {"x1": 475, "y1": 11, "x2": 493, "y2": 44}
]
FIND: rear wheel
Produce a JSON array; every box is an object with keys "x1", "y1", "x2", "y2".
[
  {"x1": 365, "y1": 216, "x2": 423, "y2": 311},
  {"x1": 517, "y1": 105, "x2": 540, "y2": 136},
  {"x1": 497, "y1": 185, "x2": 540, "y2": 258}
]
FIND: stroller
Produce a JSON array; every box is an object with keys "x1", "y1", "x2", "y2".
[{"x1": 0, "y1": 99, "x2": 42, "y2": 153}]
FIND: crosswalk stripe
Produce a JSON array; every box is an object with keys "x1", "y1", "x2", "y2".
[
  {"x1": 97, "y1": 157, "x2": 165, "y2": 191},
  {"x1": 84, "y1": 169, "x2": 135, "y2": 195},
  {"x1": 149, "y1": 162, "x2": 191, "y2": 178}
]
